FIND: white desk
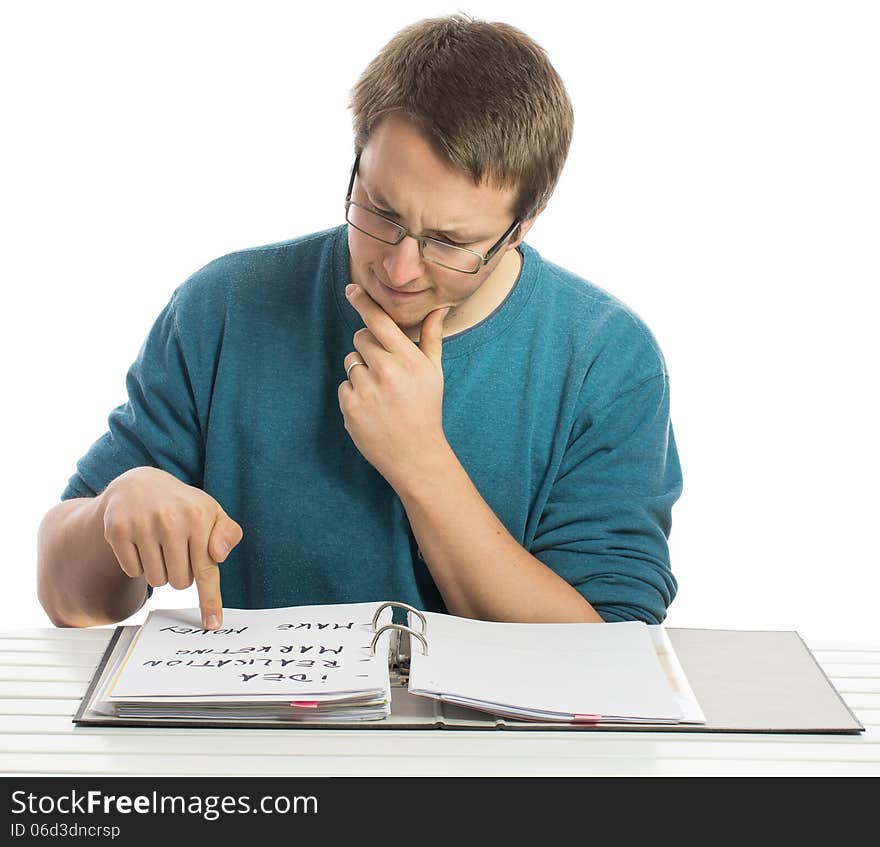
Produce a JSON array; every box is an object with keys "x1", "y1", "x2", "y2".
[{"x1": 1, "y1": 627, "x2": 878, "y2": 776}]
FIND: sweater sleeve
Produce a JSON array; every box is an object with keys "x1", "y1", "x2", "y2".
[
  {"x1": 531, "y1": 373, "x2": 682, "y2": 624},
  {"x1": 60, "y1": 292, "x2": 204, "y2": 501}
]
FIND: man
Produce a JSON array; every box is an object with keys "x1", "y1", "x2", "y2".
[{"x1": 37, "y1": 15, "x2": 681, "y2": 632}]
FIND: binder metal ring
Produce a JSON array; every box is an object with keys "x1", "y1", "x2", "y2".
[
  {"x1": 370, "y1": 623, "x2": 428, "y2": 656},
  {"x1": 370, "y1": 601, "x2": 427, "y2": 635}
]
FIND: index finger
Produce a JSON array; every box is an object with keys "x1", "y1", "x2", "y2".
[
  {"x1": 190, "y1": 533, "x2": 223, "y2": 630},
  {"x1": 345, "y1": 283, "x2": 411, "y2": 354}
]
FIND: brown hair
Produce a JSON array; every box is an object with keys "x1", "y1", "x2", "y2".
[{"x1": 350, "y1": 14, "x2": 574, "y2": 221}]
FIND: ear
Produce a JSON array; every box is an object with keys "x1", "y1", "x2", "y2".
[{"x1": 507, "y1": 205, "x2": 546, "y2": 251}]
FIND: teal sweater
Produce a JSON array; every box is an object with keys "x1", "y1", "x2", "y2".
[{"x1": 62, "y1": 226, "x2": 682, "y2": 623}]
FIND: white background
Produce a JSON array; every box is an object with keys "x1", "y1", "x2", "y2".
[{"x1": 2, "y1": 1, "x2": 877, "y2": 644}]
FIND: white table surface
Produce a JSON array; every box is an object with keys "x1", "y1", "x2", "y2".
[{"x1": 1, "y1": 627, "x2": 878, "y2": 776}]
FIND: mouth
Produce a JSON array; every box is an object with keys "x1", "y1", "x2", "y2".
[{"x1": 370, "y1": 268, "x2": 426, "y2": 300}]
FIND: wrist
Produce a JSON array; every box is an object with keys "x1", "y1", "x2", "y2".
[
  {"x1": 95, "y1": 477, "x2": 117, "y2": 527},
  {"x1": 391, "y1": 439, "x2": 463, "y2": 504}
]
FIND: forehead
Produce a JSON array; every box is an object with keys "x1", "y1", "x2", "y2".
[{"x1": 358, "y1": 114, "x2": 517, "y2": 229}]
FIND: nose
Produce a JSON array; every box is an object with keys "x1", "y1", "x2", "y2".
[{"x1": 382, "y1": 234, "x2": 425, "y2": 287}]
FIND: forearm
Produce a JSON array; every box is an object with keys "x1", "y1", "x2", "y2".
[
  {"x1": 394, "y1": 446, "x2": 604, "y2": 623},
  {"x1": 37, "y1": 496, "x2": 147, "y2": 627}
]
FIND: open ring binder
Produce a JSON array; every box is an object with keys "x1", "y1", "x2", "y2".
[{"x1": 70, "y1": 600, "x2": 864, "y2": 733}]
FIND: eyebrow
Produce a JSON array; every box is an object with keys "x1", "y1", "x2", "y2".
[{"x1": 364, "y1": 185, "x2": 476, "y2": 242}]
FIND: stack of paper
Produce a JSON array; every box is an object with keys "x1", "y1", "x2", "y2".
[
  {"x1": 80, "y1": 601, "x2": 707, "y2": 728},
  {"x1": 92, "y1": 603, "x2": 394, "y2": 722},
  {"x1": 406, "y1": 612, "x2": 706, "y2": 724}
]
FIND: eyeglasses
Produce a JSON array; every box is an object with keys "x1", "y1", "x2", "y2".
[{"x1": 344, "y1": 152, "x2": 522, "y2": 274}]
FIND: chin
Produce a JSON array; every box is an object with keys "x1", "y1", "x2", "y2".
[{"x1": 385, "y1": 309, "x2": 425, "y2": 329}]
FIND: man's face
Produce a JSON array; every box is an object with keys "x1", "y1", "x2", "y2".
[{"x1": 348, "y1": 114, "x2": 532, "y2": 338}]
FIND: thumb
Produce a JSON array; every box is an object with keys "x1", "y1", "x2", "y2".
[
  {"x1": 209, "y1": 510, "x2": 243, "y2": 564},
  {"x1": 419, "y1": 306, "x2": 451, "y2": 365}
]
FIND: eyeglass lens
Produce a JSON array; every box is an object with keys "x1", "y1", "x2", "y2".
[{"x1": 346, "y1": 203, "x2": 482, "y2": 273}]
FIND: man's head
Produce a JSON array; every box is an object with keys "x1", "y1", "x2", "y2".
[
  {"x1": 351, "y1": 14, "x2": 573, "y2": 223},
  {"x1": 346, "y1": 15, "x2": 574, "y2": 337}
]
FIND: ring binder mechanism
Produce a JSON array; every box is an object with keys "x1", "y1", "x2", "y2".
[
  {"x1": 370, "y1": 601, "x2": 427, "y2": 634},
  {"x1": 370, "y1": 624, "x2": 426, "y2": 685},
  {"x1": 370, "y1": 602, "x2": 428, "y2": 685},
  {"x1": 370, "y1": 624, "x2": 428, "y2": 658}
]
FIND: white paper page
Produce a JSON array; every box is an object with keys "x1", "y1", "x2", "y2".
[
  {"x1": 408, "y1": 613, "x2": 683, "y2": 721},
  {"x1": 648, "y1": 625, "x2": 707, "y2": 723},
  {"x1": 88, "y1": 626, "x2": 140, "y2": 716},
  {"x1": 108, "y1": 602, "x2": 392, "y2": 700}
]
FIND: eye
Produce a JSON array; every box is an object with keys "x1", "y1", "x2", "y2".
[
  {"x1": 434, "y1": 235, "x2": 469, "y2": 248},
  {"x1": 370, "y1": 204, "x2": 397, "y2": 219}
]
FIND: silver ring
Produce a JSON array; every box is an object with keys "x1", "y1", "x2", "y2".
[{"x1": 346, "y1": 360, "x2": 366, "y2": 379}]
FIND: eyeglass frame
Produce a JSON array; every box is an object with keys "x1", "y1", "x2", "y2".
[{"x1": 344, "y1": 151, "x2": 522, "y2": 275}]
